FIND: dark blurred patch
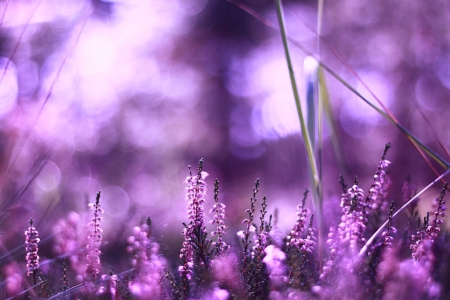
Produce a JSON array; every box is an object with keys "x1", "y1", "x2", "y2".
[{"x1": 90, "y1": 0, "x2": 115, "y2": 19}]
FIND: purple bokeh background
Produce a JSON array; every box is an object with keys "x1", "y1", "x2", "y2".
[{"x1": 1, "y1": 0, "x2": 450, "y2": 264}]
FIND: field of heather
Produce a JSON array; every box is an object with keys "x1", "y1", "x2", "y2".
[{"x1": 1, "y1": 0, "x2": 450, "y2": 299}]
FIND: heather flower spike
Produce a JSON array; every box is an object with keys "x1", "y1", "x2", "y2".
[
  {"x1": 61, "y1": 257, "x2": 69, "y2": 291},
  {"x1": 365, "y1": 143, "x2": 391, "y2": 214},
  {"x1": 286, "y1": 189, "x2": 310, "y2": 248},
  {"x1": 238, "y1": 180, "x2": 272, "y2": 299},
  {"x1": 210, "y1": 179, "x2": 228, "y2": 255},
  {"x1": 85, "y1": 191, "x2": 103, "y2": 281},
  {"x1": 381, "y1": 202, "x2": 396, "y2": 249},
  {"x1": 411, "y1": 183, "x2": 447, "y2": 261},
  {"x1": 25, "y1": 218, "x2": 40, "y2": 277},
  {"x1": 241, "y1": 179, "x2": 260, "y2": 260}
]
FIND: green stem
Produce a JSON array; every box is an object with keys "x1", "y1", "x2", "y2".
[{"x1": 274, "y1": 0, "x2": 323, "y2": 255}]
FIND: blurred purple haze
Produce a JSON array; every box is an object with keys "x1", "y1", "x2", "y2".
[{"x1": 0, "y1": 0, "x2": 450, "y2": 263}]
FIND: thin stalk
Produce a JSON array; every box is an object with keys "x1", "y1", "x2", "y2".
[
  {"x1": 274, "y1": 0, "x2": 323, "y2": 256},
  {"x1": 317, "y1": 0, "x2": 324, "y2": 195},
  {"x1": 320, "y1": 68, "x2": 348, "y2": 177},
  {"x1": 316, "y1": 0, "x2": 324, "y2": 55}
]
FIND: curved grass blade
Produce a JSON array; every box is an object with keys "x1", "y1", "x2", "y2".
[
  {"x1": 409, "y1": 91, "x2": 450, "y2": 159},
  {"x1": 357, "y1": 169, "x2": 450, "y2": 259},
  {"x1": 320, "y1": 64, "x2": 450, "y2": 170}
]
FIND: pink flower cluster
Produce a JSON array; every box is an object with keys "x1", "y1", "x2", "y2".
[
  {"x1": 338, "y1": 184, "x2": 367, "y2": 254},
  {"x1": 210, "y1": 179, "x2": 228, "y2": 254},
  {"x1": 127, "y1": 220, "x2": 164, "y2": 297},
  {"x1": 179, "y1": 164, "x2": 208, "y2": 279},
  {"x1": 85, "y1": 191, "x2": 103, "y2": 281},
  {"x1": 411, "y1": 183, "x2": 447, "y2": 261},
  {"x1": 286, "y1": 190, "x2": 315, "y2": 252},
  {"x1": 25, "y1": 218, "x2": 40, "y2": 276}
]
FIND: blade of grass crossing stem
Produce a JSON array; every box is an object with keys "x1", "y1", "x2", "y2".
[
  {"x1": 274, "y1": 0, "x2": 323, "y2": 256},
  {"x1": 228, "y1": 0, "x2": 450, "y2": 171},
  {"x1": 357, "y1": 169, "x2": 450, "y2": 260}
]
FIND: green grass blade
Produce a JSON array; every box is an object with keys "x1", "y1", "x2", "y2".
[
  {"x1": 318, "y1": 67, "x2": 348, "y2": 177},
  {"x1": 274, "y1": 0, "x2": 323, "y2": 254},
  {"x1": 316, "y1": 0, "x2": 324, "y2": 202}
]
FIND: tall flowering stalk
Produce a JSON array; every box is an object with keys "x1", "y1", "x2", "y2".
[
  {"x1": 365, "y1": 143, "x2": 392, "y2": 229},
  {"x1": 176, "y1": 159, "x2": 211, "y2": 298},
  {"x1": 338, "y1": 178, "x2": 367, "y2": 255},
  {"x1": 25, "y1": 218, "x2": 40, "y2": 277},
  {"x1": 210, "y1": 179, "x2": 228, "y2": 255},
  {"x1": 238, "y1": 180, "x2": 271, "y2": 299},
  {"x1": 240, "y1": 179, "x2": 259, "y2": 261},
  {"x1": 365, "y1": 143, "x2": 391, "y2": 210},
  {"x1": 381, "y1": 202, "x2": 396, "y2": 249},
  {"x1": 286, "y1": 189, "x2": 311, "y2": 249},
  {"x1": 85, "y1": 191, "x2": 103, "y2": 281},
  {"x1": 286, "y1": 190, "x2": 316, "y2": 290},
  {"x1": 411, "y1": 183, "x2": 447, "y2": 261}
]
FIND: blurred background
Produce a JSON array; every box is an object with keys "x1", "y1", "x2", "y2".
[{"x1": 1, "y1": 0, "x2": 450, "y2": 274}]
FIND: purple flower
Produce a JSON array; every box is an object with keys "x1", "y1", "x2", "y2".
[
  {"x1": 85, "y1": 191, "x2": 103, "y2": 281},
  {"x1": 127, "y1": 218, "x2": 164, "y2": 298},
  {"x1": 411, "y1": 183, "x2": 447, "y2": 261},
  {"x1": 263, "y1": 245, "x2": 288, "y2": 290},
  {"x1": 365, "y1": 143, "x2": 391, "y2": 213},
  {"x1": 25, "y1": 218, "x2": 40, "y2": 276},
  {"x1": 210, "y1": 179, "x2": 228, "y2": 254},
  {"x1": 338, "y1": 183, "x2": 367, "y2": 254}
]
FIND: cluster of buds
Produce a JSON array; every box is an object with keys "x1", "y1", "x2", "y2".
[
  {"x1": 85, "y1": 191, "x2": 103, "y2": 281},
  {"x1": 320, "y1": 226, "x2": 338, "y2": 280},
  {"x1": 185, "y1": 159, "x2": 208, "y2": 228},
  {"x1": 365, "y1": 143, "x2": 391, "y2": 215},
  {"x1": 25, "y1": 218, "x2": 40, "y2": 276},
  {"x1": 97, "y1": 273, "x2": 118, "y2": 297},
  {"x1": 179, "y1": 160, "x2": 208, "y2": 280},
  {"x1": 210, "y1": 179, "x2": 228, "y2": 254},
  {"x1": 411, "y1": 183, "x2": 447, "y2": 261},
  {"x1": 382, "y1": 202, "x2": 397, "y2": 248},
  {"x1": 338, "y1": 182, "x2": 367, "y2": 254},
  {"x1": 251, "y1": 195, "x2": 270, "y2": 260},
  {"x1": 429, "y1": 183, "x2": 447, "y2": 239},
  {"x1": 286, "y1": 189, "x2": 311, "y2": 249},
  {"x1": 240, "y1": 179, "x2": 259, "y2": 259}
]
